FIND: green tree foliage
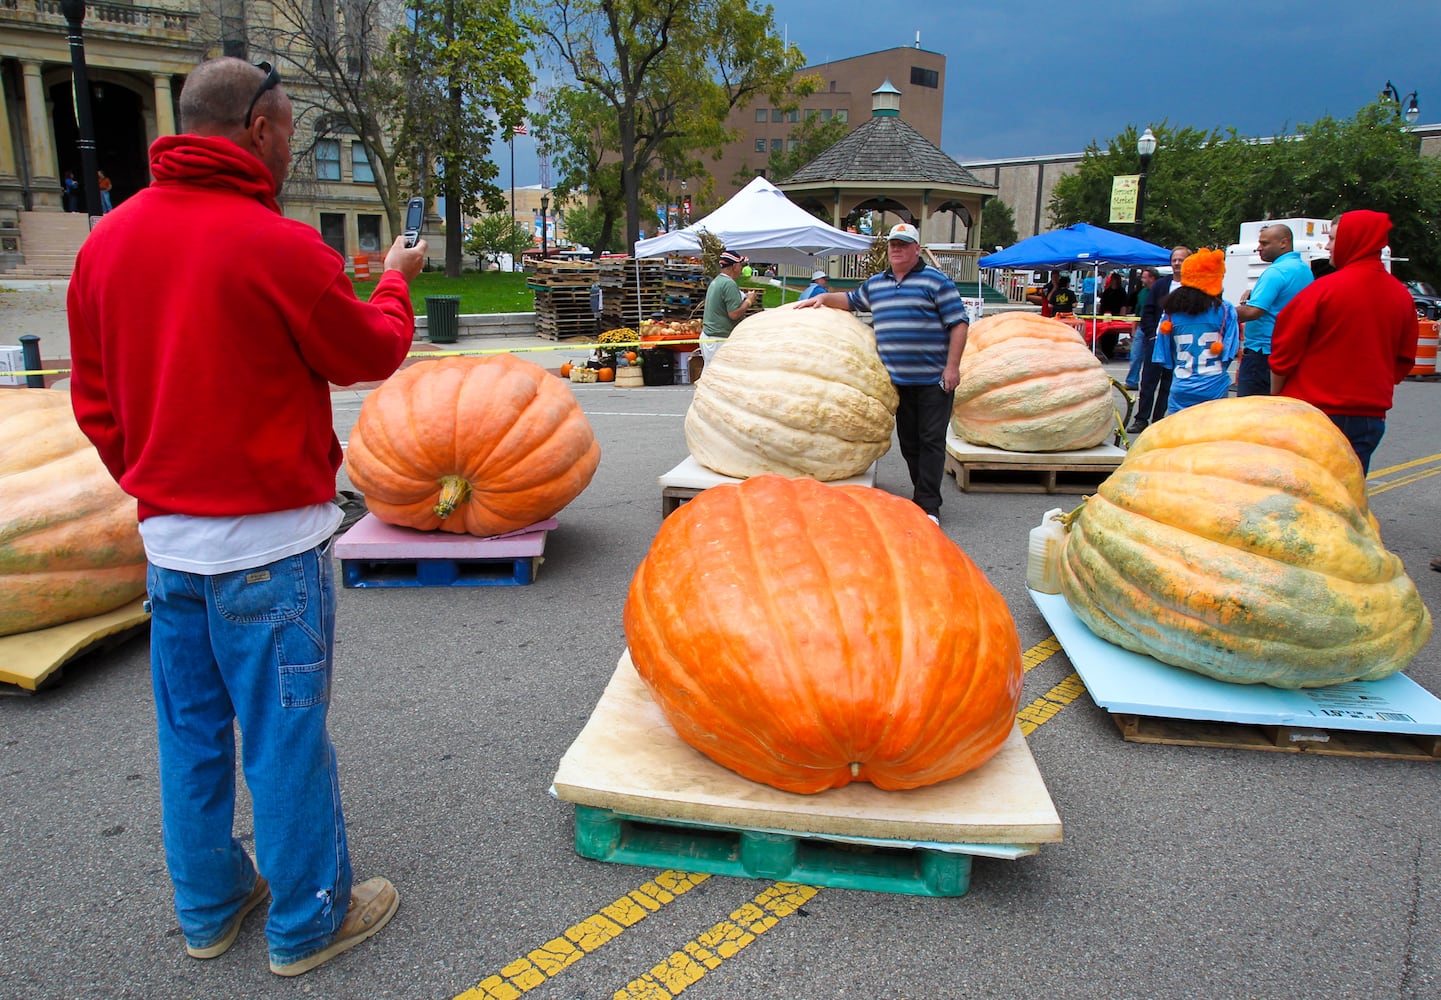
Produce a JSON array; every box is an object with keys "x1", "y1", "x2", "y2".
[
  {"x1": 1049, "y1": 106, "x2": 1441, "y2": 281},
  {"x1": 463, "y1": 213, "x2": 534, "y2": 269},
  {"x1": 558, "y1": 201, "x2": 613, "y2": 254},
  {"x1": 392, "y1": 0, "x2": 533, "y2": 276},
  {"x1": 976, "y1": 197, "x2": 1019, "y2": 251},
  {"x1": 765, "y1": 114, "x2": 850, "y2": 181},
  {"x1": 529, "y1": 0, "x2": 807, "y2": 251}
]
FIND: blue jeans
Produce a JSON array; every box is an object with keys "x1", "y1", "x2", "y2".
[
  {"x1": 147, "y1": 543, "x2": 351, "y2": 964},
  {"x1": 1126, "y1": 329, "x2": 1145, "y2": 387},
  {"x1": 1328, "y1": 414, "x2": 1385, "y2": 474},
  {"x1": 1236, "y1": 349, "x2": 1272, "y2": 397}
]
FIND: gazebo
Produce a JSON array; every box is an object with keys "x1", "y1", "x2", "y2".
[{"x1": 778, "y1": 80, "x2": 997, "y2": 247}]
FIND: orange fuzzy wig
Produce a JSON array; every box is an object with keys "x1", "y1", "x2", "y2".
[{"x1": 1180, "y1": 248, "x2": 1225, "y2": 297}]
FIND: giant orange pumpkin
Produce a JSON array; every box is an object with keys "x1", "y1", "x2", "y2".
[
  {"x1": 1, "y1": 389, "x2": 146, "y2": 636},
  {"x1": 345, "y1": 355, "x2": 601, "y2": 536},
  {"x1": 623, "y1": 475, "x2": 1023, "y2": 794}
]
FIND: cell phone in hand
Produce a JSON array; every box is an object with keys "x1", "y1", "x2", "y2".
[{"x1": 403, "y1": 197, "x2": 424, "y2": 247}]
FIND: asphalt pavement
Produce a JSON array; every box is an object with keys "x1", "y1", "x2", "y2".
[{"x1": 2, "y1": 308, "x2": 1439, "y2": 1000}]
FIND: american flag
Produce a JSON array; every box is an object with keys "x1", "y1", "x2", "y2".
[{"x1": 513, "y1": 123, "x2": 528, "y2": 136}]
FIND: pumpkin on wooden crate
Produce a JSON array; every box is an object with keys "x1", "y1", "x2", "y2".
[
  {"x1": 623, "y1": 475, "x2": 1023, "y2": 794},
  {"x1": 684, "y1": 303, "x2": 898, "y2": 481},
  {"x1": 346, "y1": 355, "x2": 601, "y2": 536},
  {"x1": 951, "y1": 313, "x2": 1115, "y2": 452},
  {"x1": 1059, "y1": 396, "x2": 1431, "y2": 688},
  {"x1": 0, "y1": 389, "x2": 146, "y2": 636}
]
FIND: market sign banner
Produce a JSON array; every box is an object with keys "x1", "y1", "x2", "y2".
[{"x1": 1109, "y1": 175, "x2": 1140, "y2": 224}]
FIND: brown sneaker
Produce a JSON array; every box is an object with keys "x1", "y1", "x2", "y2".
[
  {"x1": 187, "y1": 876, "x2": 270, "y2": 959},
  {"x1": 268, "y1": 877, "x2": 399, "y2": 977}
]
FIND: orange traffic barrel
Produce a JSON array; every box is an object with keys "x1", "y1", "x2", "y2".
[
  {"x1": 1411, "y1": 319, "x2": 1438, "y2": 377},
  {"x1": 353, "y1": 253, "x2": 370, "y2": 280}
]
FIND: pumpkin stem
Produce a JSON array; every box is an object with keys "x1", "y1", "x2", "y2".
[
  {"x1": 433, "y1": 475, "x2": 472, "y2": 520},
  {"x1": 849, "y1": 762, "x2": 861, "y2": 777},
  {"x1": 1057, "y1": 498, "x2": 1090, "y2": 527}
]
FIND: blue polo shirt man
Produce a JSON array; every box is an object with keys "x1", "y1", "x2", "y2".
[
  {"x1": 794, "y1": 222, "x2": 969, "y2": 523},
  {"x1": 1235, "y1": 223, "x2": 1313, "y2": 396}
]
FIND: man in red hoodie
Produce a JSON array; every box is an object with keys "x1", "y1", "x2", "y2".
[
  {"x1": 1269, "y1": 210, "x2": 1417, "y2": 474},
  {"x1": 67, "y1": 58, "x2": 425, "y2": 977}
]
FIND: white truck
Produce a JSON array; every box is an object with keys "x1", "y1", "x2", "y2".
[{"x1": 1221, "y1": 217, "x2": 1392, "y2": 304}]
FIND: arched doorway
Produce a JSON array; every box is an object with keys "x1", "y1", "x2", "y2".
[{"x1": 50, "y1": 79, "x2": 149, "y2": 211}]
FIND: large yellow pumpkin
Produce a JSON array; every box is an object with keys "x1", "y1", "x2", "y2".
[
  {"x1": 624, "y1": 475, "x2": 1023, "y2": 794},
  {"x1": 0, "y1": 390, "x2": 145, "y2": 636},
  {"x1": 1059, "y1": 396, "x2": 1431, "y2": 688},
  {"x1": 345, "y1": 355, "x2": 601, "y2": 536},
  {"x1": 684, "y1": 304, "x2": 898, "y2": 481},
  {"x1": 951, "y1": 313, "x2": 1115, "y2": 452}
]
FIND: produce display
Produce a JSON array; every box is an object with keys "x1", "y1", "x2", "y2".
[
  {"x1": 0, "y1": 389, "x2": 145, "y2": 636},
  {"x1": 951, "y1": 312, "x2": 1115, "y2": 452},
  {"x1": 346, "y1": 355, "x2": 601, "y2": 536},
  {"x1": 1059, "y1": 396, "x2": 1431, "y2": 688},
  {"x1": 640, "y1": 318, "x2": 702, "y2": 350},
  {"x1": 623, "y1": 475, "x2": 1023, "y2": 794},
  {"x1": 684, "y1": 304, "x2": 898, "y2": 481}
]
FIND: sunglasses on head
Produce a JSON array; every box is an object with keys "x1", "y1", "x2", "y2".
[{"x1": 244, "y1": 61, "x2": 281, "y2": 128}]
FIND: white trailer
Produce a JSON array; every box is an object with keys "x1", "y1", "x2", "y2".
[{"x1": 1221, "y1": 217, "x2": 1391, "y2": 304}]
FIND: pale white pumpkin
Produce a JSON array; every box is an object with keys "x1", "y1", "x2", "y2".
[
  {"x1": 951, "y1": 313, "x2": 1115, "y2": 452},
  {"x1": 685, "y1": 303, "x2": 898, "y2": 481}
]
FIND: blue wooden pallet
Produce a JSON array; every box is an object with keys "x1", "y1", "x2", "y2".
[
  {"x1": 573, "y1": 805, "x2": 1028, "y2": 898},
  {"x1": 336, "y1": 514, "x2": 554, "y2": 589}
]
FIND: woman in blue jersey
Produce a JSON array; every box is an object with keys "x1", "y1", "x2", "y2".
[{"x1": 1152, "y1": 248, "x2": 1240, "y2": 415}]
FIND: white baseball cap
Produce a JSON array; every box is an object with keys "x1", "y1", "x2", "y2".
[
  {"x1": 811, "y1": 270, "x2": 827, "y2": 281},
  {"x1": 886, "y1": 223, "x2": 920, "y2": 244}
]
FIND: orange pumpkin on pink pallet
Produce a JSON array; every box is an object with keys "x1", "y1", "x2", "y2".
[
  {"x1": 623, "y1": 475, "x2": 1023, "y2": 794},
  {"x1": 345, "y1": 355, "x2": 600, "y2": 536}
]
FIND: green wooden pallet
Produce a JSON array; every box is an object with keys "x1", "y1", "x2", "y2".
[{"x1": 573, "y1": 805, "x2": 994, "y2": 897}]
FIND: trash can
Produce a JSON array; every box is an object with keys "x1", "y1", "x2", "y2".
[
  {"x1": 641, "y1": 349, "x2": 676, "y2": 386},
  {"x1": 425, "y1": 295, "x2": 460, "y2": 344}
]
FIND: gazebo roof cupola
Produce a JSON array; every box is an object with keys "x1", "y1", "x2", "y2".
[{"x1": 871, "y1": 79, "x2": 902, "y2": 117}]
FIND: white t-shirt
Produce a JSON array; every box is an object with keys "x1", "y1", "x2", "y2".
[{"x1": 140, "y1": 503, "x2": 342, "y2": 575}]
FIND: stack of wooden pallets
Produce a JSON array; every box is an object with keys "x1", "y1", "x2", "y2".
[
  {"x1": 662, "y1": 262, "x2": 706, "y2": 318},
  {"x1": 598, "y1": 257, "x2": 667, "y2": 329},
  {"x1": 530, "y1": 260, "x2": 599, "y2": 341}
]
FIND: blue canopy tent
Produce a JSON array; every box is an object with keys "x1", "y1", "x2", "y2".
[{"x1": 980, "y1": 223, "x2": 1172, "y2": 356}]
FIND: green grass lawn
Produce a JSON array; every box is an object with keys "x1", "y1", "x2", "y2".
[{"x1": 350, "y1": 269, "x2": 800, "y2": 315}]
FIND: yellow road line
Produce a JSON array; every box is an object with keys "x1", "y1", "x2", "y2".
[
  {"x1": 452, "y1": 871, "x2": 710, "y2": 1000},
  {"x1": 611, "y1": 882, "x2": 819, "y2": 999},
  {"x1": 1017, "y1": 673, "x2": 1089, "y2": 736}
]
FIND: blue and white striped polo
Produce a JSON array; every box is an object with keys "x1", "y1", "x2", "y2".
[{"x1": 846, "y1": 265, "x2": 969, "y2": 385}]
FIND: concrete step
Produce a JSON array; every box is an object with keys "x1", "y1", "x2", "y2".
[{"x1": 16, "y1": 211, "x2": 92, "y2": 277}]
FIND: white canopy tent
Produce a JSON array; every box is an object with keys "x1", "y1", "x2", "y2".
[{"x1": 627, "y1": 176, "x2": 874, "y2": 328}]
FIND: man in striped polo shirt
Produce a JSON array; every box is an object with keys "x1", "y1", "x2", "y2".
[{"x1": 797, "y1": 222, "x2": 970, "y2": 523}]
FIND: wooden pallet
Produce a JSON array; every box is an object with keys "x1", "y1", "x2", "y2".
[
  {"x1": 335, "y1": 514, "x2": 554, "y2": 588},
  {"x1": 658, "y1": 456, "x2": 877, "y2": 517},
  {"x1": 944, "y1": 432, "x2": 1124, "y2": 494},
  {"x1": 553, "y1": 655, "x2": 1062, "y2": 897},
  {"x1": 0, "y1": 599, "x2": 149, "y2": 694},
  {"x1": 1030, "y1": 589, "x2": 1441, "y2": 762},
  {"x1": 1112, "y1": 713, "x2": 1441, "y2": 760}
]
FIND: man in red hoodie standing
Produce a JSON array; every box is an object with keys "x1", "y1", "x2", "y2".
[
  {"x1": 1269, "y1": 210, "x2": 1417, "y2": 474},
  {"x1": 67, "y1": 58, "x2": 425, "y2": 977}
]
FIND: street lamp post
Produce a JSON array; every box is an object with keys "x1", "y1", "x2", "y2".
[
  {"x1": 1135, "y1": 127, "x2": 1157, "y2": 241},
  {"x1": 60, "y1": 0, "x2": 102, "y2": 221},
  {"x1": 539, "y1": 194, "x2": 549, "y2": 261},
  {"x1": 1381, "y1": 81, "x2": 1421, "y2": 124}
]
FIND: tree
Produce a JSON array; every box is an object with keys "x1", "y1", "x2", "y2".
[
  {"x1": 393, "y1": 0, "x2": 533, "y2": 276},
  {"x1": 558, "y1": 200, "x2": 613, "y2": 253},
  {"x1": 765, "y1": 112, "x2": 849, "y2": 181},
  {"x1": 976, "y1": 197, "x2": 1018, "y2": 251},
  {"x1": 529, "y1": 0, "x2": 806, "y2": 251},
  {"x1": 463, "y1": 213, "x2": 534, "y2": 268}
]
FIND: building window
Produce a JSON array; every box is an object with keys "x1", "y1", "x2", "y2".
[
  {"x1": 787, "y1": 139, "x2": 798, "y2": 152},
  {"x1": 820, "y1": 109, "x2": 832, "y2": 121},
  {"x1": 805, "y1": 108, "x2": 818, "y2": 121},
  {"x1": 351, "y1": 142, "x2": 374, "y2": 183},
  {"x1": 771, "y1": 108, "x2": 782, "y2": 122},
  {"x1": 770, "y1": 138, "x2": 782, "y2": 152},
  {"x1": 755, "y1": 139, "x2": 766, "y2": 153},
  {"x1": 787, "y1": 109, "x2": 798, "y2": 123},
  {"x1": 319, "y1": 212, "x2": 345, "y2": 257},
  {"x1": 910, "y1": 66, "x2": 939, "y2": 89},
  {"x1": 358, "y1": 214, "x2": 382, "y2": 252},
  {"x1": 755, "y1": 107, "x2": 767, "y2": 122},
  {"x1": 835, "y1": 109, "x2": 848, "y2": 123},
  {"x1": 316, "y1": 139, "x2": 341, "y2": 180}
]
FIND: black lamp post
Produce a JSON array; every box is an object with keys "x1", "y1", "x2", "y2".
[
  {"x1": 60, "y1": 0, "x2": 103, "y2": 221},
  {"x1": 1135, "y1": 127, "x2": 1156, "y2": 241},
  {"x1": 539, "y1": 194, "x2": 549, "y2": 260},
  {"x1": 1381, "y1": 81, "x2": 1421, "y2": 124}
]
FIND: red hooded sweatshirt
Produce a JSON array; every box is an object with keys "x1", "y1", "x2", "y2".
[
  {"x1": 68, "y1": 134, "x2": 415, "y2": 520},
  {"x1": 1269, "y1": 210, "x2": 1417, "y2": 418}
]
